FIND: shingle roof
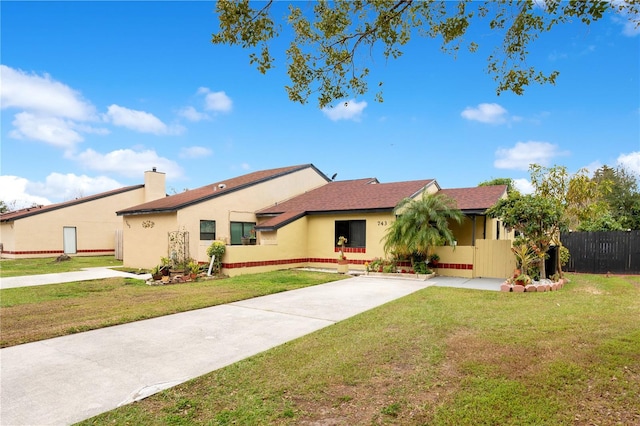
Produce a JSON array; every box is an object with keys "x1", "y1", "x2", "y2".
[
  {"x1": 116, "y1": 164, "x2": 328, "y2": 216},
  {"x1": 438, "y1": 185, "x2": 507, "y2": 212},
  {"x1": 0, "y1": 185, "x2": 144, "y2": 223},
  {"x1": 256, "y1": 178, "x2": 436, "y2": 230}
]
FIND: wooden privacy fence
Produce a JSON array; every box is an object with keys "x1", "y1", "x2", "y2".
[
  {"x1": 561, "y1": 230, "x2": 640, "y2": 274},
  {"x1": 115, "y1": 230, "x2": 123, "y2": 261}
]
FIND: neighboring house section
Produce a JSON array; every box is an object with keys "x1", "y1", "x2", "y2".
[
  {"x1": 0, "y1": 169, "x2": 166, "y2": 259},
  {"x1": 116, "y1": 164, "x2": 330, "y2": 269}
]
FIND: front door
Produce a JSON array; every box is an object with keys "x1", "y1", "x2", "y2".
[{"x1": 63, "y1": 227, "x2": 77, "y2": 254}]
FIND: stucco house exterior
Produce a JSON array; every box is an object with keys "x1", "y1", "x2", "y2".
[
  {"x1": 115, "y1": 164, "x2": 331, "y2": 268},
  {"x1": 220, "y1": 175, "x2": 513, "y2": 278},
  {"x1": 0, "y1": 169, "x2": 166, "y2": 259}
]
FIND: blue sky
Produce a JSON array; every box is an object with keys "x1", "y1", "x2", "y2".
[{"x1": 1, "y1": 1, "x2": 639, "y2": 209}]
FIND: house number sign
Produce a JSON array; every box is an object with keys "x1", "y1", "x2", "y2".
[{"x1": 377, "y1": 220, "x2": 388, "y2": 226}]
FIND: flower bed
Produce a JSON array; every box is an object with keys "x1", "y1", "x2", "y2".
[{"x1": 500, "y1": 278, "x2": 568, "y2": 292}]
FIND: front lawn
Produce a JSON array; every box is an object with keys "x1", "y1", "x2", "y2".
[
  {"x1": 79, "y1": 273, "x2": 640, "y2": 425},
  {"x1": 0, "y1": 270, "x2": 348, "y2": 347}
]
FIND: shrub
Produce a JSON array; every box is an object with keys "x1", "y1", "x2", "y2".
[{"x1": 206, "y1": 241, "x2": 226, "y2": 274}]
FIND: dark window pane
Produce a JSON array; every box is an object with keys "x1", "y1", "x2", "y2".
[
  {"x1": 200, "y1": 220, "x2": 216, "y2": 240},
  {"x1": 230, "y1": 222, "x2": 256, "y2": 245},
  {"x1": 350, "y1": 220, "x2": 366, "y2": 247},
  {"x1": 334, "y1": 220, "x2": 366, "y2": 248}
]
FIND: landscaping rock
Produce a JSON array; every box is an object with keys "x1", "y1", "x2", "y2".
[{"x1": 501, "y1": 283, "x2": 512, "y2": 292}]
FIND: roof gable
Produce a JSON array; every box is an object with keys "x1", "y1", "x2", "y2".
[
  {"x1": 0, "y1": 185, "x2": 144, "y2": 223},
  {"x1": 116, "y1": 164, "x2": 329, "y2": 216}
]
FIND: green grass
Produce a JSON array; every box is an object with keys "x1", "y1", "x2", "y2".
[
  {"x1": 0, "y1": 270, "x2": 349, "y2": 347},
  {"x1": 77, "y1": 273, "x2": 640, "y2": 425},
  {"x1": 0, "y1": 255, "x2": 123, "y2": 277}
]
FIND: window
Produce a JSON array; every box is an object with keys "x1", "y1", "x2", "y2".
[
  {"x1": 335, "y1": 220, "x2": 366, "y2": 248},
  {"x1": 200, "y1": 220, "x2": 216, "y2": 240},
  {"x1": 230, "y1": 222, "x2": 256, "y2": 245}
]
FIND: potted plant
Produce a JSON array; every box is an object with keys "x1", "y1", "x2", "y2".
[
  {"x1": 187, "y1": 260, "x2": 200, "y2": 280},
  {"x1": 511, "y1": 242, "x2": 537, "y2": 277},
  {"x1": 151, "y1": 265, "x2": 163, "y2": 281},
  {"x1": 160, "y1": 257, "x2": 171, "y2": 275},
  {"x1": 428, "y1": 253, "x2": 440, "y2": 267},
  {"x1": 336, "y1": 236, "x2": 349, "y2": 273}
]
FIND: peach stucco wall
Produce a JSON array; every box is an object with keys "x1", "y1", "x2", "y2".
[
  {"x1": 1, "y1": 188, "x2": 148, "y2": 259},
  {"x1": 121, "y1": 167, "x2": 328, "y2": 269}
]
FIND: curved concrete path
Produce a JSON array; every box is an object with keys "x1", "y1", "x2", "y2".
[{"x1": 0, "y1": 274, "x2": 501, "y2": 425}]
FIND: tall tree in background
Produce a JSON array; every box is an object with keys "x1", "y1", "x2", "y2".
[
  {"x1": 211, "y1": 1, "x2": 639, "y2": 107},
  {"x1": 479, "y1": 178, "x2": 519, "y2": 195},
  {"x1": 528, "y1": 164, "x2": 603, "y2": 276},
  {"x1": 590, "y1": 165, "x2": 640, "y2": 230}
]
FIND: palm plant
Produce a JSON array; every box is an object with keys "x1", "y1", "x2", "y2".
[{"x1": 383, "y1": 192, "x2": 463, "y2": 263}]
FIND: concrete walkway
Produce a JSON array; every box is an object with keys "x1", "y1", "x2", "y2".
[
  {"x1": 0, "y1": 267, "x2": 151, "y2": 289},
  {"x1": 0, "y1": 274, "x2": 502, "y2": 425}
]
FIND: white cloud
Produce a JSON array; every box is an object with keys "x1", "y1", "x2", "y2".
[
  {"x1": 1, "y1": 65, "x2": 110, "y2": 149},
  {"x1": 106, "y1": 104, "x2": 184, "y2": 135},
  {"x1": 513, "y1": 178, "x2": 535, "y2": 195},
  {"x1": 461, "y1": 103, "x2": 508, "y2": 124},
  {"x1": 9, "y1": 112, "x2": 83, "y2": 148},
  {"x1": 27, "y1": 173, "x2": 123, "y2": 203},
  {"x1": 72, "y1": 148, "x2": 183, "y2": 179},
  {"x1": 322, "y1": 99, "x2": 368, "y2": 121},
  {"x1": 494, "y1": 141, "x2": 569, "y2": 170},
  {"x1": 611, "y1": 9, "x2": 640, "y2": 37},
  {"x1": 179, "y1": 146, "x2": 212, "y2": 159},
  {"x1": 621, "y1": 20, "x2": 640, "y2": 37},
  {"x1": 178, "y1": 106, "x2": 209, "y2": 122},
  {"x1": 0, "y1": 65, "x2": 96, "y2": 121},
  {"x1": 0, "y1": 175, "x2": 52, "y2": 209},
  {"x1": 617, "y1": 151, "x2": 640, "y2": 176},
  {"x1": 197, "y1": 87, "x2": 232, "y2": 112}
]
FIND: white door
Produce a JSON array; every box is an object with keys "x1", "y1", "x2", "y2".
[{"x1": 63, "y1": 227, "x2": 77, "y2": 254}]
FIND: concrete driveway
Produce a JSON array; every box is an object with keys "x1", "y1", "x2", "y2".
[{"x1": 0, "y1": 274, "x2": 502, "y2": 425}]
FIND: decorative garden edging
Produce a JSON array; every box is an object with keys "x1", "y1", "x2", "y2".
[{"x1": 500, "y1": 278, "x2": 568, "y2": 292}]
